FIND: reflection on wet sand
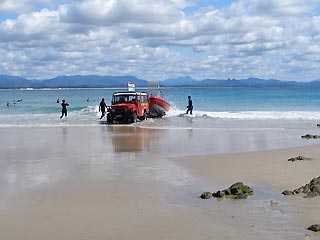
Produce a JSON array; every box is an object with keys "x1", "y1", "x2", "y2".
[
  {"x1": 107, "y1": 125, "x2": 165, "y2": 153},
  {"x1": 0, "y1": 126, "x2": 171, "y2": 194}
]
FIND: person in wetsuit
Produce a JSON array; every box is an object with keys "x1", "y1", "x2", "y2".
[
  {"x1": 186, "y1": 95, "x2": 193, "y2": 115},
  {"x1": 60, "y1": 99, "x2": 69, "y2": 119},
  {"x1": 99, "y1": 98, "x2": 108, "y2": 119}
]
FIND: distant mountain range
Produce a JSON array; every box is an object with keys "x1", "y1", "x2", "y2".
[
  {"x1": 1, "y1": 74, "x2": 320, "y2": 88},
  {"x1": 161, "y1": 76, "x2": 320, "y2": 87},
  {"x1": 0, "y1": 75, "x2": 147, "y2": 88}
]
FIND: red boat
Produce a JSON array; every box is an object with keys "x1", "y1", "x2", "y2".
[{"x1": 148, "y1": 95, "x2": 170, "y2": 118}]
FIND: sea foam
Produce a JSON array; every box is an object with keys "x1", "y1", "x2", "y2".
[{"x1": 166, "y1": 106, "x2": 320, "y2": 120}]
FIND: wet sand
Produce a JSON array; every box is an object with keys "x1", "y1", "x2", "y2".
[{"x1": 0, "y1": 126, "x2": 319, "y2": 239}]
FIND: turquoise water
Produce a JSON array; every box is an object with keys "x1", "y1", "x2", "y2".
[
  {"x1": 1, "y1": 87, "x2": 320, "y2": 127},
  {"x1": 167, "y1": 87, "x2": 320, "y2": 111}
]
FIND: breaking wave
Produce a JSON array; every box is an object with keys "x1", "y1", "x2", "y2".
[
  {"x1": 1, "y1": 104, "x2": 320, "y2": 127},
  {"x1": 166, "y1": 106, "x2": 320, "y2": 120}
]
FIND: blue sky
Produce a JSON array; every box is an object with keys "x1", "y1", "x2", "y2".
[{"x1": 0, "y1": 0, "x2": 320, "y2": 82}]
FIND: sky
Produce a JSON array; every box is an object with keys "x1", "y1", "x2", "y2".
[{"x1": 0, "y1": 0, "x2": 320, "y2": 81}]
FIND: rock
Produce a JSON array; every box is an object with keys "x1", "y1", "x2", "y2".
[
  {"x1": 200, "y1": 192, "x2": 212, "y2": 199},
  {"x1": 230, "y1": 187, "x2": 242, "y2": 195},
  {"x1": 229, "y1": 182, "x2": 245, "y2": 189},
  {"x1": 212, "y1": 182, "x2": 254, "y2": 200},
  {"x1": 307, "y1": 224, "x2": 320, "y2": 232},
  {"x1": 283, "y1": 176, "x2": 320, "y2": 198},
  {"x1": 301, "y1": 134, "x2": 311, "y2": 139},
  {"x1": 212, "y1": 190, "x2": 225, "y2": 198},
  {"x1": 229, "y1": 182, "x2": 253, "y2": 195},
  {"x1": 293, "y1": 189, "x2": 301, "y2": 195},
  {"x1": 302, "y1": 186, "x2": 310, "y2": 194},
  {"x1": 282, "y1": 190, "x2": 293, "y2": 195},
  {"x1": 201, "y1": 182, "x2": 254, "y2": 201},
  {"x1": 232, "y1": 193, "x2": 248, "y2": 199},
  {"x1": 310, "y1": 185, "x2": 320, "y2": 194},
  {"x1": 310, "y1": 177, "x2": 320, "y2": 185},
  {"x1": 288, "y1": 156, "x2": 312, "y2": 162},
  {"x1": 301, "y1": 134, "x2": 320, "y2": 139},
  {"x1": 242, "y1": 185, "x2": 254, "y2": 195},
  {"x1": 297, "y1": 186, "x2": 305, "y2": 193},
  {"x1": 304, "y1": 191, "x2": 318, "y2": 198},
  {"x1": 223, "y1": 189, "x2": 231, "y2": 195}
]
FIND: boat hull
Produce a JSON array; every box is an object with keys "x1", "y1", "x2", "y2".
[{"x1": 148, "y1": 96, "x2": 170, "y2": 118}]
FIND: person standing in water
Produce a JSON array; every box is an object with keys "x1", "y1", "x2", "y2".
[
  {"x1": 60, "y1": 99, "x2": 69, "y2": 119},
  {"x1": 99, "y1": 98, "x2": 108, "y2": 119},
  {"x1": 186, "y1": 95, "x2": 193, "y2": 115}
]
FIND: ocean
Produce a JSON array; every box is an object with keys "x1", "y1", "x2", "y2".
[{"x1": 1, "y1": 86, "x2": 320, "y2": 128}]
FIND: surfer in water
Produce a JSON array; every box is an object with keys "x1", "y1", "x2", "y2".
[
  {"x1": 60, "y1": 99, "x2": 69, "y2": 119},
  {"x1": 186, "y1": 95, "x2": 193, "y2": 115}
]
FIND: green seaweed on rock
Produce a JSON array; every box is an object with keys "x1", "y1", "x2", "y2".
[{"x1": 200, "y1": 182, "x2": 254, "y2": 200}]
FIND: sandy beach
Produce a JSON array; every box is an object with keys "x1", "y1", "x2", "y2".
[
  {"x1": 180, "y1": 145, "x2": 320, "y2": 225},
  {"x1": 0, "y1": 126, "x2": 319, "y2": 240}
]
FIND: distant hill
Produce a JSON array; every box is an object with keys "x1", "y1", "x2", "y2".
[
  {"x1": 161, "y1": 76, "x2": 199, "y2": 86},
  {"x1": 1, "y1": 74, "x2": 320, "y2": 88},
  {"x1": 41, "y1": 75, "x2": 148, "y2": 88},
  {"x1": 0, "y1": 75, "x2": 35, "y2": 88},
  {"x1": 160, "y1": 77, "x2": 307, "y2": 87},
  {"x1": 0, "y1": 75, "x2": 148, "y2": 88}
]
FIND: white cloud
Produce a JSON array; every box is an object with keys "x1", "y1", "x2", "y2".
[
  {"x1": 0, "y1": 0, "x2": 320, "y2": 81},
  {"x1": 311, "y1": 16, "x2": 320, "y2": 33},
  {"x1": 0, "y1": 0, "x2": 56, "y2": 14},
  {"x1": 250, "y1": 0, "x2": 320, "y2": 16},
  {"x1": 170, "y1": 0, "x2": 198, "y2": 8},
  {"x1": 60, "y1": 0, "x2": 184, "y2": 25}
]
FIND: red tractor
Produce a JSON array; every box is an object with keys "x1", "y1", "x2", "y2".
[{"x1": 107, "y1": 92, "x2": 149, "y2": 124}]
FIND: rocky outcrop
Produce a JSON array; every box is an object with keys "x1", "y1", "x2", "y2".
[
  {"x1": 282, "y1": 176, "x2": 320, "y2": 198},
  {"x1": 200, "y1": 192, "x2": 212, "y2": 199},
  {"x1": 287, "y1": 156, "x2": 312, "y2": 162},
  {"x1": 307, "y1": 224, "x2": 320, "y2": 232},
  {"x1": 200, "y1": 182, "x2": 254, "y2": 200},
  {"x1": 301, "y1": 134, "x2": 320, "y2": 139}
]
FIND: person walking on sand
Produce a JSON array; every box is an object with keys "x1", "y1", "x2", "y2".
[
  {"x1": 186, "y1": 95, "x2": 193, "y2": 115},
  {"x1": 99, "y1": 98, "x2": 108, "y2": 119},
  {"x1": 60, "y1": 99, "x2": 69, "y2": 119}
]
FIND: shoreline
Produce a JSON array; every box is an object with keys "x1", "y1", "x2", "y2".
[{"x1": 0, "y1": 126, "x2": 319, "y2": 239}]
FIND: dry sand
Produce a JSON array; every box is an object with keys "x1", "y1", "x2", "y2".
[
  {"x1": 0, "y1": 126, "x2": 319, "y2": 240},
  {"x1": 180, "y1": 144, "x2": 320, "y2": 225}
]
